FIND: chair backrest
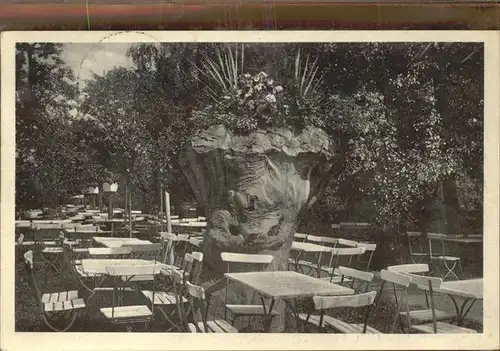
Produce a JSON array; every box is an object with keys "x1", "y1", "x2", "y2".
[
  {"x1": 293, "y1": 232, "x2": 308, "y2": 242},
  {"x1": 185, "y1": 280, "x2": 210, "y2": 332},
  {"x1": 160, "y1": 232, "x2": 178, "y2": 265},
  {"x1": 306, "y1": 235, "x2": 338, "y2": 246},
  {"x1": 313, "y1": 291, "x2": 378, "y2": 334},
  {"x1": 175, "y1": 234, "x2": 191, "y2": 265},
  {"x1": 324, "y1": 247, "x2": 366, "y2": 276},
  {"x1": 426, "y1": 233, "x2": 448, "y2": 257},
  {"x1": 190, "y1": 251, "x2": 204, "y2": 284},
  {"x1": 406, "y1": 272, "x2": 443, "y2": 290},
  {"x1": 380, "y1": 269, "x2": 411, "y2": 287},
  {"x1": 336, "y1": 238, "x2": 358, "y2": 248},
  {"x1": 336, "y1": 266, "x2": 374, "y2": 292},
  {"x1": 387, "y1": 263, "x2": 429, "y2": 274},
  {"x1": 355, "y1": 242, "x2": 377, "y2": 271},
  {"x1": 378, "y1": 269, "x2": 412, "y2": 332},
  {"x1": 313, "y1": 290, "x2": 377, "y2": 310}
]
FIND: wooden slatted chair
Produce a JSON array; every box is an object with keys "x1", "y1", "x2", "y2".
[
  {"x1": 185, "y1": 280, "x2": 238, "y2": 333},
  {"x1": 355, "y1": 242, "x2": 377, "y2": 271},
  {"x1": 405, "y1": 273, "x2": 477, "y2": 334},
  {"x1": 100, "y1": 263, "x2": 162, "y2": 326},
  {"x1": 319, "y1": 247, "x2": 366, "y2": 283},
  {"x1": 295, "y1": 235, "x2": 338, "y2": 276},
  {"x1": 386, "y1": 263, "x2": 455, "y2": 327},
  {"x1": 405, "y1": 231, "x2": 429, "y2": 264},
  {"x1": 23, "y1": 250, "x2": 86, "y2": 332},
  {"x1": 288, "y1": 233, "x2": 309, "y2": 270},
  {"x1": 159, "y1": 232, "x2": 179, "y2": 266},
  {"x1": 221, "y1": 252, "x2": 279, "y2": 330},
  {"x1": 375, "y1": 269, "x2": 413, "y2": 333},
  {"x1": 427, "y1": 233, "x2": 463, "y2": 280},
  {"x1": 174, "y1": 234, "x2": 191, "y2": 267},
  {"x1": 300, "y1": 291, "x2": 380, "y2": 333},
  {"x1": 141, "y1": 252, "x2": 204, "y2": 331},
  {"x1": 331, "y1": 266, "x2": 374, "y2": 292}
]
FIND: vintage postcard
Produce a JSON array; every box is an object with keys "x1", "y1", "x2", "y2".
[{"x1": 1, "y1": 30, "x2": 499, "y2": 350}]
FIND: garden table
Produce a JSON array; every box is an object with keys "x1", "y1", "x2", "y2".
[
  {"x1": 78, "y1": 259, "x2": 164, "y2": 307},
  {"x1": 93, "y1": 237, "x2": 152, "y2": 248},
  {"x1": 225, "y1": 271, "x2": 354, "y2": 332},
  {"x1": 290, "y1": 241, "x2": 332, "y2": 275},
  {"x1": 435, "y1": 278, "x2": 483, "y2": 325}
]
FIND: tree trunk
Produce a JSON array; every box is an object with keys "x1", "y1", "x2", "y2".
[
  {"x1": 180, "y1": 124, "x2": 336, "y2": 331},
  {"x1": 443, "y1": 176, "x2": 460, "y2": 234}
]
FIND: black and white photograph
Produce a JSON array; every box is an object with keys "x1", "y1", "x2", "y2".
[{"x1": 1, "y1": 31, "x2": 499, "y2": 350}]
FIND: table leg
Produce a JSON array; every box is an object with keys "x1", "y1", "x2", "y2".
[
  {"x1": 285, "y1": 298, "x2": 301, "y2": 333},
  {"x1": 447, "y1": 295, "x2": 477, "y2": 325},
  {"x1": 258, "y1": 294, "x2": 276, "y2": 332}
]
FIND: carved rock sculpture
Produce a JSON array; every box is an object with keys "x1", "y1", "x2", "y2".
[{"x1": 180, "y1": 124, "x2": 336, "y2": 274}]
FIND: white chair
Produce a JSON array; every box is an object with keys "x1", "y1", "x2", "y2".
[
  {"x1": 405, "y1": 273, "x2": 477, "y2": 334},
  {"x1": 386, "y1": 263, "x2": 455, "y2": 327},
  {"x1": 300, "y1": 291, "x2": 381, "y2": 333},
  {"x1": 185, "y1": 280, "x2": 238, "y2": 333},
  {"x1": 141, "y1": 252, "x2": 204, "y2": 331},
  {"x1": 405, "y1": 231, "x2": 429, "y2": 264},
  {"x1": 356, "y1": 242, "x2": 377, "y2": 271},
  {"x1": 427, "y1": 233, "x2": 463, "y2": 280},
  {"x1": 23, "y1": 250, "x2": 86, "y2": 332},
  {"x1": 295, "y1": 235, "x2": 338, "y2": 276},
  {"x1": 100, "y1": 264, "x2": 162, "y2": 326},
  {"x1": 221, "y1": 252, "x2": 279, "y2": 330},
  {"x1": 319, "y1": 247, "x2": 366, "y2": 282}
]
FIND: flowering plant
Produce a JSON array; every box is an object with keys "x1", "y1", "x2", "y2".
[
  {"x1": 192, "y1": 48, "x2": 327, "y2": 134},
  {"x1": 193, "y1": 71, "x2": 326, "y2": 133}
]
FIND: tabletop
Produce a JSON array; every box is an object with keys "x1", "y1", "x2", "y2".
[
  {"x1": 225, "y1": 271, "x2": 354, "y2": 300},
  {"x1": 444, "y1": 238, "x2": 483, "y2": 244},
  {"x1": 437, "y1": 278, "x2": 483, "y2": 299},
  {"x1": 80, "y1": 258, "x2": 161, "y2": 275},
  {"x1": 171, "y1": 222, "x2": 207, "y2": 227},
  {"x1": 291, "y1": 241, "x2": 332, "y2": 253},
  {"x1": 93, "y1": 237, "x2": 152, "y2": 248}
]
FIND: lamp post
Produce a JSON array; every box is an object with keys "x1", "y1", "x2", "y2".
[{"x1": 102, "y1": 181, "x2": 118, "y2": 219}]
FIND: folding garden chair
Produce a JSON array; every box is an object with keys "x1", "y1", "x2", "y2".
[
  {"x1": 159, "y1": 232, "x2": 179, "y2": 265},
  {"x1": 355, "y1": 243, "x2": 377, "y2": 271},
  {"x1": 386, "y1": 263, "x2": 455, "y2": 327},
  {"x1": 99, "y1": 263, "x2": 163, "y2": 328},
  {"x1": 299, "y1": 291, "x2": 380, "y2": 333},
  {"x1": 405, "y1": 231, "x2": 429, "y2": 264},
  {"x1": 174, "y1": 234, "x2": 191, "y2": 265},
  {"x1": 405, "y1": 273, "x2": 477, "y2": 334},
  {"x1": 185, "y1": 280, "x2": 239, "y2": 333},
  {"x1": 299, "y1": 266, "x2": 374, "y2": 329},
  {"x1": 141, "y1": 252, "x2": 204, "y2": 331},
  {"x1": 427, "y1": 233, "x2": 463, "y2": 280},
  {"x1": 294, "y1": 235, "x2": 338, "y2": 275},
  {"x1": 221, "y1": 252, "x2": 279, "y2": 331},
  {"x1": 23, "y1": 250, "x2": 86, "y2": 332},
  {"x1": 319, "y1": 247, "x2": 366, "y2": 283}
]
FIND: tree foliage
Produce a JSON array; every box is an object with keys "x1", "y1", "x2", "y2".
[{"x1": 15, "y1": 42, "x2": 483, "y2": 235}]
